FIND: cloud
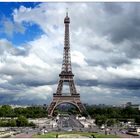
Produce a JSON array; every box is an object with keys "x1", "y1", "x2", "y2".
[
  {"x1": 0, "y1": 3, "x2": 140, "y2": 105},
  {"x1": 0, "y1": 84, "x2": 53, "y2": 105},
  {"x1": 0, "y1": 39, "x2": 27, "y2": 63},
  {"x1": 71, "y1": 51, "x2": 88, "y2": 67},
  {"x1": 1, "y1": 17, "x2": 25, "y2": 37}
]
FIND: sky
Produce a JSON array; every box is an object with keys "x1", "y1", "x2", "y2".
[{"x1": 0, "y1": 2, "x2": 140, "y2": 105}]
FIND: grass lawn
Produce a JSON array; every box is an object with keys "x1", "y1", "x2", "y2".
[
  {"x1": 94, "y1": 134, "x2": 120, "y2": 138},
  {"x1": 33, "y1": 132, "x2": 57, "y2": 138},
  {"x1": 33, "y1": 131, "x2": 120, "y2": 138}
]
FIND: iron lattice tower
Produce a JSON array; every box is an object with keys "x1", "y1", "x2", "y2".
[{"x1": 47, "y1": 12, "x2": 86, "y2": 116}]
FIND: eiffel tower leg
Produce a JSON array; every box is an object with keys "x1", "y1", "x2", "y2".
[
  {"x1": 47, "y1": 101, "x2": 57, "y2": 117},
  {"x1": 56, "y1": 80, "x2": 63, "y2": 95},
  {"x1": 69, "y1": 80, "x2": 77, "y2": 95},
  {"x1": 76, "y1": 101, "x2": 86, "y2": 113}
]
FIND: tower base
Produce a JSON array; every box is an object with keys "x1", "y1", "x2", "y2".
[{"x1": 47, "y1": 94, "x2": 86, "y2": 117}]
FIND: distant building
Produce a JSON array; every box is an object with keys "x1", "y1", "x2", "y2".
[
  {"x1": 131, "y1": 104, "x2": 140, "y2": 110},
  {"x1": 10, "y1": 105, "x2": 30, "y2": 109},
  {"x1": 0, "y1": 104, "x2": 49, "y2": 109},
  {"x1": 126, "y1": 102, "x2": 132, "y2": 107},
  {"x1": 124, "y1": 102, "x2": 140, "y2": 110},
  {"x1": 0, "y1": 104, "x2": 30, "y2": 109}
]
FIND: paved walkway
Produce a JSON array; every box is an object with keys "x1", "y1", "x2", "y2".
[{"x1": 12, "y1": 133, "x2": 33, "y2": 138}]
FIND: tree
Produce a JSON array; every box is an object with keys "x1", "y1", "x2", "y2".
[
  {"x1": 16, "y1": 115, "x2": 28, "y2": 126},
  {"x1": 8, "y1": 119, "x2": 16, "y2": 127},
  {"x1": 107, "y1": 119, "x2": 116, "y2": 126},
  {"x1": 0, "y1": 120, "x2": 7, "y2": 127},
  {"x1": 0, "y1": 105, "x2": 14, "y2": 117},
  {"x1": 14, "y1": 106, "x2": 48, "y2": 118},
  {"x1": 95, "y1": 115, "x2": 107, "y2": 126},
  {"x1": 135, "y1": 116, "x2": 140, "y2": 125},
  {"x1": 53, "y1": 110, "x2": 58, "y2": 116},
  {"x1": 29, "y1": 121, "x2": 36, "y2": 127},
  {"x1": 81, "y1": 111, "x2": 88, "y2": 117}
]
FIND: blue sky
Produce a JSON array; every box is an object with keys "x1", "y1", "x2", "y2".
[
  {"x1": 0, "y1": 2, "x2": 140, "y2": 105},
  {"x1": 0, "y1": 2, "x2": 41, "y2": 17},
  {"x1": 0, "y1": 2, "x2": 43, "y2": 46}
]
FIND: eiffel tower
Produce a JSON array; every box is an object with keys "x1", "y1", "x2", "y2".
[{"x1": 47, "y1": 12, "x2": 86, "y2": 116}]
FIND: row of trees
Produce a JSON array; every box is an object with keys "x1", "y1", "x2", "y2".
[
  {"x1": 0, "y1": 105, "x2": 48, "y2": 118},
  {"x1": 0, "y1": 115, "x2": 35, "y2": 127},
  {"x1": 0, "y1": 104, "x2": 140, "y2": 127},
  {"x1": 84, "y1": 106, "x2": 140, "y2": 125},
  {"x1": 86, "y1": 106, "x2": 140, "y2": 119}
]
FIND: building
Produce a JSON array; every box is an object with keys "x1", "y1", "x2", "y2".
[{"x1": 125, "y1": 102, "x2": 140, "y2": 110}]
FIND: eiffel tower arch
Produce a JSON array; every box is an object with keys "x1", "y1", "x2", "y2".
[
  {"x1": 48, "y1": 97, "x2": 84, "y2": 116},
  {"x1": 47, "y1": 12, "x2": 86, "y2": 117}
]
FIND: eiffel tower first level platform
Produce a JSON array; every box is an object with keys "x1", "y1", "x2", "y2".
[{"x1": 47, "y1": 11, "x2": 86, "y2": 116}]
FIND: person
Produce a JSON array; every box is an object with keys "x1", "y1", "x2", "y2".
[
  {"x1": 91, "y1": 134, "x2": 95, "y2": 138},
  {"x1": 56, "y1": 133, "x2": 58, "y2": 138},
  {"x1": 115, "y1": 131, "x2": 117, "y2": 135},
  {"x1": 105, "y1": 130, "x2": 107, "y2": 135}
]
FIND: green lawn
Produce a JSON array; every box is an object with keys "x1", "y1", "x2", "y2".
[
  {"x1": 94, "y1": 134, "x2": 120, "y2": 138},
  {"x1": 33, "y1": 132, "x2": 120, "y2": 138}
]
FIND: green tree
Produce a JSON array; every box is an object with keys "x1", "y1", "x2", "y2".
[
  {"x1": 13, "y1": 106, "x2": 48, "y2": 118},
  {"x1": 53, "y1": 110, "x2": 58, "y2": 116},
  {"x1": 16, "y1": 115, "x2": 28, "y2": 126},
  {"x1": 95, "y1": 115, "x2": 107, "y2": 126},
  {"x1": 135, "y1": 116, "x2": 140, "y2": 124},
  {"x1": 8, "y1": 119, "x2": 16, "y2": 127},
  {"x1": 107, "y1": 119, "x2": 116, "y2": 126},
  {"x1": 81, "y1": 111, "x2": 88, "y2": 117},
  {"x1": 29, "y1": 121, "x2": 36, "y2": 127},
  {"x1": 0, "y1": 105, "x2": 14, "y2": 117}
]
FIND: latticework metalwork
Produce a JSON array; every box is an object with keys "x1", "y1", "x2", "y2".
[{"x1": 47, "y1": 12, "x2": 86, "y2": 116}]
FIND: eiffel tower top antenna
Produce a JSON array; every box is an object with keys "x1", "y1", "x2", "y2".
[
  {"x1": 62, "y1": 7, "x2": 71, "y2": 73},
  {"x1": 66, "y1": 8, "x2": 68, "y2": 17}
]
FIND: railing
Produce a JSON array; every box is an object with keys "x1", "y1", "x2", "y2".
[{"x1": 53, "y1": 93, "x2": 80, "y2": 97}]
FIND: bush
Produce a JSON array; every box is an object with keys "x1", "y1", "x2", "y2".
[{"x1": 16, "y1": 115, "x2": 28, "y2": 127}]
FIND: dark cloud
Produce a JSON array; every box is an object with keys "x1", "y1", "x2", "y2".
[
  {"x1": 112, "y1": 90, "x2": 140, "y2": 99},
  {"x1": 85, "y1": 57, "x2": 131, "y2": 67},
  {"x1": 76, "y1": 79, "x2": 98, "y2": 87},
  {"x1": 0, "y1": 94, "x2": 51, "y2": 105},
  {"x1": 102, "y1": 3, "x2": 140, "y2": 44},
  {"x1": 102, "y1": 2, "x2": 124, "y2": 15},
  {"x1": 123, "y1": 42, "x2": 140, "y2": 58},
  {"x1": 75, "y1": 78, "x2": 140, "y2": 91},
  {"x1": 13, "y1": 47, "x2": 29, "y2": 56},
  {"x1": 107, "y1": 22, "x2": 140, "y2": 44},
  {"x1": 100, "y1": 78, "x2": 140, "y2": 90},
  {"x1": 10, "y1": 78, "x2": 57, "y2": 87},
  {"x1": 0, "y1": 94, "x2": 14, "y2": 104}
]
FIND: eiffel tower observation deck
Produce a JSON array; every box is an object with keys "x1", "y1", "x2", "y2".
[{"x1": 47, "y1": 11, "x2": 86, "y2": 117}]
